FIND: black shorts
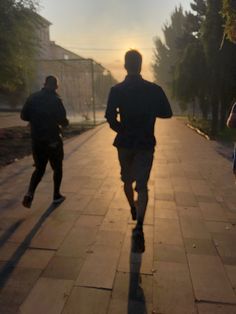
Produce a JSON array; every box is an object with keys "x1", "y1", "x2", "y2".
[
  {"x1": 117, "y1": 147, "x2": 154, "y2": 191},
  {"x1": 32, "y1": 139, "x2": 64, "y2": 170}
]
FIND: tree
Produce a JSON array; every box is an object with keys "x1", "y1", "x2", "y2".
[
  {"x1": 152, "y1": 6, "x2": 187, "y2": 95},
  {"x1": 0, "y1": 0, "x2": 39, "y2": 97},
  {"x1": 222, "y1": 0, "x2": 236, "y2": 43},
  {"x1": 173, "y1": 41, "x2": 208, "y2": 117},
  {"x1": 200, "y1": 0, "x2": 222, "y2": 134},
  {"x1": 153, "y1": 0, "x2": 236, "y2": 134}
]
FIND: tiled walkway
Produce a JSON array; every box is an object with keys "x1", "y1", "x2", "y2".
[{"x1": 0, "y1": 118, "x2": 236, "y2": 314}]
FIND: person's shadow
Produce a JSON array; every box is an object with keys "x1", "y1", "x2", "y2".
[{"x1": 127, "y1": 230, "x2": 147, "y2": 314}]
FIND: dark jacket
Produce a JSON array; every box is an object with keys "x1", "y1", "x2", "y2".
[
  {"x1": 105, "y1": 75, "x2": 172, "y2": 150},
  {"x1": 21, "y1": 88, "x2": 68, "y2": 143}
]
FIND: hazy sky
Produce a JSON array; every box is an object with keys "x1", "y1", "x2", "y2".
[{"x1": 39, "y1": 0, "x2": 191, "y2": 81}]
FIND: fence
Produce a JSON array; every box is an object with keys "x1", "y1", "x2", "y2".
[{"x1": 34, "y1": 59, "x2": 116, "y2": 124}]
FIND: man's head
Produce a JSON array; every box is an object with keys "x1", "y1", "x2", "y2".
[
  {"x1": 124, "y1": 50, "x2": 142, "y2": 75},
  {"x1": 44, "y1": 75, "x2": 58, "y2": 91}
]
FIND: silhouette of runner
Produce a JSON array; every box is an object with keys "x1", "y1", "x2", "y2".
[
  {"x1": 105, "y1": 50, "x2": 172, "y2": 236},
  {"x1": 21, "y1": 76, "x2": 69, "y2": 208},
  {"x1": 227, "y1": 102, "x2": 236, "y2": 181}
]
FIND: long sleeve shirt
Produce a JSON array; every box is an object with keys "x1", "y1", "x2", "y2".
[
  {"x1": 21, "y1": 88, "x2": 68, "y2": 143},
  {"x1": 105, "y1": 75, "x2": 172, "y2": 150}
]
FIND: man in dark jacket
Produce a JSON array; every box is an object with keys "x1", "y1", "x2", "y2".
[
  {"x1": 21, "y1": 75, "x2": 69, "y2": 208},
  {"x1": 105, "y1": 50, "x2": 172, "y2": 238}
]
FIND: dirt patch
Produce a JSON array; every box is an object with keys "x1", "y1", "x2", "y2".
[{"x1": 0, "y1": 125, "x2": 93, "y2": 168}]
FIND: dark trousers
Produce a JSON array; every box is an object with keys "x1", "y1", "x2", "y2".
[{"x1": 27, "y1": 139, "x2": 64, "y2": 197}]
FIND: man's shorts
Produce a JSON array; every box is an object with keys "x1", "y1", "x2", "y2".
[
  {"x1": 32, "y1": 139, "x2": 64, "y2": 170},
  {"x1": 117, "y1": 147, "x2": 154, "y2": 192}
]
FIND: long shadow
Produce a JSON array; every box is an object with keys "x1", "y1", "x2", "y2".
[
  {"x1": 0, "y1": 202, "x2": 60, "y2": 290},
  {"x1": 127, "y1": 231, "x2": 147, "y2": 314},
  {"x1": 0, "y1": 219, "x2": 24, "y2": 248}
]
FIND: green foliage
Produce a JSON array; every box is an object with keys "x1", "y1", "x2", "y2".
[
  {"x1": 0, "y1": 0, "x2": 39, "y2": 94},
  {"x1": 152, "y1": 0, "x2": 236, "y2": 136},
  {"x1": 152, "y1": 6, "x2": 188, "y2": 93},
  {"x1": 222, "y1": 0, "x2": 236, "y2": 43}
]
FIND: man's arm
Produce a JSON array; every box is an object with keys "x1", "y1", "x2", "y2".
[
  {"x1": 56, "y1": 98, "x2": 69, "y2": 127},
  {"x1": 105, "y1": 88, "x2": 122, "y2": 133},
  {"x1": 156, "y1": 86, "x2": 173, "y2": 118},
  {"x1": 21, "y1": 96, "x2": 32, "y2": 121}
]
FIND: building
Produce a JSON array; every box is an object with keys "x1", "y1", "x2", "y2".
[{"x1": 32, "y1": 14, "x2": 114, "y2": 122}]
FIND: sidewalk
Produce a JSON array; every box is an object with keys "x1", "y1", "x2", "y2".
[{"x1": 0, "y1": 118, "x2": 236, "y2": 314}]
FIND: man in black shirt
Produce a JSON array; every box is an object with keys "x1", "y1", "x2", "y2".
[
  {"x1": 105, "y1": 50, "x2": 172, "y2": 236},
  {"x1": 21, "y1": 76, "x2": 69, "y2": 208}
]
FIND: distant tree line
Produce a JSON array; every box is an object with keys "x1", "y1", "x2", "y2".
[
  {"x1": 0, "y1": 0, "x2": 39, "y2": 98},
  {"x1": 153, "y1": 0, "x2": 236, "y2": 136}
]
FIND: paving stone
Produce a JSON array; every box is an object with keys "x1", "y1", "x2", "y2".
[
  {"x1": 199, "y1": 202, "x2": 228, "y2": 222},
  {"x1": 189, "y1": 179, "x2": 213, "y2": 196},
  {"x1": 75, "y1": 214, "x2": 103, "y2": 228},
  {"x1": 42, "y1": 256, "x2": 83, "y2": 280},
  {"x1": 155, "y1": 178, "x2": 173, "y2": 190},
  {"x1": 111, "y1": 271, "x2": 153, "y2": 304},
  {"x1": 177, "y1": 206, "x2": 203, "y2": 219},
  {"x1": 57, "y1": 226, "x2": 99, "y2": 258},
  {"x1": 53, "y1": 192, "x2": 91, "y2": 213},
  {"x1": 153, "y1": 261, "x2": 197, "y2": 314},
  {"x1": 104, "y1": 207, "x2": 130, "y2": 223},
  {"x1": 0, "y1": 242, "x2": 19, "y2": 262},
  {"x1": 155, "y1": 208, "x2": 178, "y2": 219},
  {"x1": 154, "y1": 243, "x2": 187, "y2": 263},
  {"x1": 154, "y1": 218, "x2": 183, "y2": 246},
  {"x1": 155, "y1": 192, "x2": 175, "y2": 201},
  {"x1": 17, "y1": 249, "x2": 54, "y2": 269},
  {"x1": 76, "y1": 245, "x2": 120, "y2": 289},
  {"x1": 206, "y1": 221, "x2": 236, "y2": 235},
  {"x1": 143, "y1": 201, "x2": 154, "y2": 225},
  {"x1": 118, "y1": 226, "x2": 153, "y2": 275},
  {"x1": 95, "y1": 230, "x2": 124, "y2": 249},
  {"x1": 168, "y1": 166, "x2": 186, "y2": 177},
  {"x1": 184, "y1": 238, "x2": 217, "y2": 256},
  {"x1": 180, "y1": 217, "x2": 211, "y2": 239},
  {"x1": 20, "y1": 277, "x2": 73, "y2": 314},
  {"x1": 212, "y1": 233, "x2": 236, "y2": 264},
  {"x1": 187, "y1": 254, "x2": 236, "y2": 303},
  {"x1": 108, "y1": 298, "x2": 153, "y2": 314},
  {"x1": 8, "y1": 216, "x2": 41, "y2": 243},
  {"x1": 62, "y1": 287, "x2": 110, "y2": 314},
  {"x1": 84, "y1": 198, "x2": 112, "y2": 216},
  {"x1": 225, "y1": 265, "x2": 236, "y2": 290},
  {"x1": 197, "y1": 303, "x2": 236, "y2": 314},
  {"x1": 171, "y1": 177, "x2": 190, "y2": 192},
  {"x1": 196, "y1": 195, "x2": 217, "y2": 202},
  {"x1": 30, "y1": 218, "x2": 74, "y2": 250},
  {"x1": 175, "y1": 191, "x2": 198, "y2": 207},
  {"x1": 0, "y1": 267, "x2": 41, "y2": 312},
  {"x1": 155, "y1": 200, "x2": 177, "y2": 210}
]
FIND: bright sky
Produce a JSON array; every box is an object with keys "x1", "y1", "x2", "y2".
[{"x1": 39, "y1": 0, "x2": 191, "y2": 82}]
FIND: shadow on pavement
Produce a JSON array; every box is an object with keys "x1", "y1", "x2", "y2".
[
  {"x1": 0, "y1": 219, "x2": 24, "y2": 248},
  {"x1": 0, "y1": 202, "x2": 61, "y2": 290},
  {"x1": 128, "y1": 231, "x2": 147, "y2": 314}
]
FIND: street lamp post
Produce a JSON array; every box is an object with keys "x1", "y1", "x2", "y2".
[{"x1": 90, "y1": 59, "x2": 96, "y2": 125}]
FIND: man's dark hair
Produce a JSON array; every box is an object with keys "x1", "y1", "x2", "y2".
[
  {"x1": 125, "y1": 50, "x2": 142, "y2": 73},
  {"x1": 44, "y1": 75, "x2": 58, "y2": 89}
]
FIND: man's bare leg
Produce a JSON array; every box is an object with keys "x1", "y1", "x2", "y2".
[
  {"x1": 136, "y1": 189, "x2": 148, "y2": 227},
  {"x1": 124, "y1": 182, "x2": 136, "y2": 220}
]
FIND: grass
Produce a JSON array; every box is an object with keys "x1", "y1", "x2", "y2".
[{"x1": 0, "y1": 123, "x2": 99, "y2": 168}]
